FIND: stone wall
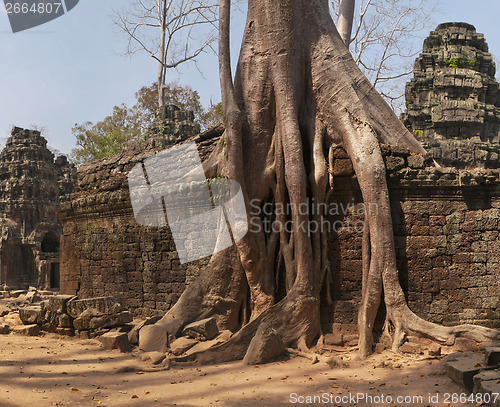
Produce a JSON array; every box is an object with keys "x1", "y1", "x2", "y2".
[
  {"x1": 58, "y1": 112, "x2": 218, "y2": 317},
  {"x1": 323, "y1": 145, "x2": 500, "y2": 332},
  {"x1": 0, "y1": 127, "x2": 76, "y2": 290}
]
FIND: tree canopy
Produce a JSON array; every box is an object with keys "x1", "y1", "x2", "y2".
[{"x1": 70, "y1": 82, "x2": 222, "y2": 164}]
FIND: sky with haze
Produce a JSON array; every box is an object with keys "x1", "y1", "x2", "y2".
[{"x1": 0, "y1": 0, "x2": 498, "y2": 156}]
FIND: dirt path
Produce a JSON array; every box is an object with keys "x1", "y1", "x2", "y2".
[{"x1": 0, "y1": 333, "x2": 469, "y2": 407}]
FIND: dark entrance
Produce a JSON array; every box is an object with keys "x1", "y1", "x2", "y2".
[{"x1": 50, "y1": 263, "x2": 60, "y2": 289}]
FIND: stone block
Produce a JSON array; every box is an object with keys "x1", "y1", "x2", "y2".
[
  {"x1": 183, "y1": 317, "x2": 219, "y2": 341},
  {"x1": 10, "y1": 290, "x2": 27, "y2": 298},
  {"x1": 127, "y1": 316, "x2": 161, "y2": 345},
  {"x1": 11, "y1": 324, "x2": 40, "y2": 336},
  {"x1": 46, "y1": 295, "x2": 76, "y2": 314},
  {"x1": 56, "y1": 327, "x2": 75, "y2": 336},
  {"x1": 99, "y1": 332, "x2": 131, "y2": 352},
  {"x1": 139, "y1": 324, "x2": 168, "y2": 353},
  {"x1": 0, "y1": 324, "x2": 10, "y2": 334},
  {"x1": 170, "y1": 337, "x2": 198, "y2": 356},
  {"x1": 243, "y1": 324, "x2": 286, "y2": 365},
  {"x1": 486, "y1": 346, "x2": 500, "y2": 366},
  {"x1": 19, "y1": 306, "x2": 44, "y2": 325},
  {"x1": 324, "y1": 333, "x2": 344, "y2": 346},
  {"x1": 428, "y1": 343, "x2": 442, "y2": 356},
  {"x1": 0, "y1": 304, "x2": 10, "y2": 317},
  {"x1": 473, "y1": 369, "x2": 500, "y2": 393},
  {"x1": 67, "y1": 296, "x2": 121, "y2": 318},
  {"x1": 443, "y1": 351, "x2": 485, "y2": 392},
  {"x1": 58, "y1": 313, "x2": 72, "y2": 328}
]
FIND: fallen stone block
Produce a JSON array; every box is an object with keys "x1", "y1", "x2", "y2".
[
  {"x1": 25, "y1": 291, "x2": 41, "y2": 304},
  {"x1": 67, "y1": 296, "x2": 121, "y2": 318},
  {"x1": 454, "y1": 337, "x2": 479, "y2": 352},
  {"x1": 0, "y1": 304, "x2": 10, "y2": 317},
  {"x1": 243, "y1": 324, "x2": 285, "y2": 365},
  {"x1": 46, "y1": 295, "x2": 76, "y2": 314},
  {"x1": 473, "y1": 369, "x2": 500, "y2": 393},
  {"x1": 4, "y1": 312, "x2": 22, "y2": 327},
  {"x1": 162, "y1": 318, "x2": 183, "y2": 339},
  {"x1": 183, "y1": 317, "x2": 219, "y2": 341},
  {"x1": 0, "y1": 324, "x2": 9, "y2": 334},
  {"x1": 477, "y1": 379, "x2": 500, "y2": 407},
  {"x1": 486, "y1": 346, "x2": 500, "y2": 366},
  {"x1": 58, "y1": 313, "x2": 72, "y2": 328},
  {"x1": 12, "y1": 324, "x2": 40, "y2": 336},
  {"x1": 19, "y1": 306, "x2": 44, "y2": 325},
  {"x1": 10, "y1": 290, "x2": 27, "y2": 298},
  {"x1": 170, "y1": 337, "x2": 198, "y2": 356},
  {"x1": 128, "y1": 316, "x2": 161, "y2": 345},
  {"x1": 400, "y1": 342, "x2": 423, "y2": 354},
  {"x1": 56, "y1": 327, "x2": 75, "y2": 337},
  {"x1": 443, "y1": 351, "x2": 486, "y2": 392},
  {"x1": 428, "y1": 343, "x2": 442, "y2": 357},
  {"x1": 99, "y1": 332, "x2": 131, "y2": 352},
  {"x1": 324, "y1": 333, "x2": 343, "y2": 347},
  {"x1": 139, "y1": 324, "x2": 168, "y2": 353}
]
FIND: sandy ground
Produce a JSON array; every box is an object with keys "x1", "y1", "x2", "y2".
[{"x1": 0, "y1": 332, "x2": 477, "y2": 407}]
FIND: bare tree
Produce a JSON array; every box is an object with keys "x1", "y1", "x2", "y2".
[
  {"x1": 114, "y1": 0, "x2": 218, "y2": 109},
  {"x1": 337, "y1": 0, "x2": 356, "y2": 46},
  {"x1": 152, "y1": 0, "x2": 499, "y2": 364},
  {"x1": 331, "y1": 0, "x2": 437, "y2": 111}
]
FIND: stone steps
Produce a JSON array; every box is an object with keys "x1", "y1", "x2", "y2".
[{"x1": 444, "y1": 345, "x2": 500, "y2": 407}]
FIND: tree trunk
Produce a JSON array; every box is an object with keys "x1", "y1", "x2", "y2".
[
  {"x1": 158, "y1": 0, "x2": 500, "y2": 362},
  {"x1": 336, "y1": 0, "x2": 356, "y2": 46}
]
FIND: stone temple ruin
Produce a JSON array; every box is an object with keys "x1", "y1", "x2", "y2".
[
  {"x1": 0, "y1": 127, "x2": 75, "y2": 291},
  {"x1": 1, "y1": 23, "x2": 498, "y2": 339},
  {"x1": 402, "y1": 22, "x2": 500, "y2": 169}
]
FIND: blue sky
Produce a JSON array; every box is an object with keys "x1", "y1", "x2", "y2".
[{"x1": 0, "y1": 0, "x2": 498, "y2": 156}]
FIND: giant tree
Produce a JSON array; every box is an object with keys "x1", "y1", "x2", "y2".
[{"x1": 157, "y1": 0, "x2": 500, "y2": 361}]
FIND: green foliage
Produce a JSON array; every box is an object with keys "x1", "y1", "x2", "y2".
[
  {"x1": 466, "y1": 58, "x2": 478, "y2": 68},
  {"x1": 70, "y1": 104, "x2": 141, "y2": 165},
  {"x1": 445, "y1": 58, "x2": 459, "y2": 69},
  {"x1": 71, "y1": 82, "x2": 224, "y2": 164}
]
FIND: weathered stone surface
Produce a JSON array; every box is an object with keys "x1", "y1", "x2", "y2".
[
  {"x1": 162, "y1": 318, "x2": 183, "y2": 339},
  {"x1": 243, "y1": 324, "x2": 286, "y2": 365},
  {"x1": 170, "y1": 337, "x2": 198, "y2": 356},
  {"x1": 74, "y1": 310, "x2": 132, "y2": 331},
  {"x1": 0, "y1": 304, "x2": 9, "y2": 317},
  {"x1": 428, "y1": 343, "x2": 442, "y2": 357},
  {"x1": 473, "y1": 369, "x2": 500, "y2": 393},
  {"x1": 12, "y1": 324, "x2": 40, "y2": 336},
  {"x1": 486, "y1": 346, "x2": 500, "y2": 366},
  {"x1": 400, "y1": 342, "x2": 422, "y2": 354},
  {"x1": 0, "y1": 127, "x2": 75, "y2": 291},
  {"x1": 127, "y1": 317, "x2": 161, "y2": 345},
  {"x1": 403, "y1": 23, "x2": 500, "y2": 148},
  {"x1": 99, "y1": 332, "x2": 131, "y2": 352},
  {"x1": 58, "y1": 313, "x2": 72, "y2": 328},
  {"x1": 19, "y1": 306, "x2": 44, "y2": 325},
  {"x1": 3, "y1": 312, "x2": 22, "y2": 326},
  {"x1": 324, "y1": 333, "x2": 344, "y2": 347},
  {"x1": 25, "y1": 291, "x2": 41, "y2": 303},
  {"x1": 139, "y1": 324, "x2": 168, "y2": 353},
  {"x1": 46, "y1": 295, "x2": 76, "y2": 314},
  {"x1": 476, "y1": 379, "x2": 500, "y2": 407},
  {"x1": 10, "y1": 290, "x2": 26, "y2": 298},
  {"x1": 182, "y1": 317, "x2": 219, "y2": 341},
  {"x1": 443, "y1": 351, "x2": 486, "y2": 392},
  {"x1": 67, "y1": 296, "x2": 121, "y2": 318},
  {"x1": 56, "y1": 327, "x2": 74, "y2": 336},
  {"x1": 0, "y1": 324, "x2": 9, "y2": 334}
]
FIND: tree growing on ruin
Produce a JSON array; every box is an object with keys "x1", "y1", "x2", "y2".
[
  {"x1": 158, "y1": 0, "x2": 500, "y2": 362},
  {"x1": 114, "y1": 0, "x2": 218, "y2": 109},
  {"x1": 71, "y1": 82, "x2": 222, "y2": 164}
]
